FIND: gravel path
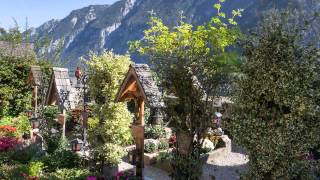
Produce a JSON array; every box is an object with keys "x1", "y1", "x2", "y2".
[
  {"x1": 143, "y1": 144, "x2": 248, "y2": 180},
  {"x1": 202, "y1": 144, "x2": 249, "y2": 180},
  {"x1": 144, "y1": 165, "x2": 171, "y2": 180}
]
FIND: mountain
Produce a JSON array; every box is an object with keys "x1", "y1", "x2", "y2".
[{"x1": 30, "y1": 0, "x2": 319, "y2": 68}]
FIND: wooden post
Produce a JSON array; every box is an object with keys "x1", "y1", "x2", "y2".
[
  {"x1": 63, "y1": 110, "x2": 66, "y2": 139},
  {"x1": 34, "y1": 85, "x2": 38, "y2": 117},
  {"x1": 138, "y1": 99, "x2": 145, "y2": 126},
  {"x1": 136, "y1": 98, "x2": 145, "y2": 178}
]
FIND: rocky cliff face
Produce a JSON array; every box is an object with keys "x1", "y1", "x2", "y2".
[{"x1": 30, "y1": 0, "x2": 319, "y2": 68}]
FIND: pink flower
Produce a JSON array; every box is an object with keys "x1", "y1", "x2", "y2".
[
  {"x1": 86, "y1": 176, "x2": 96, "y2": 180},
  {"x1": 0, "y1": 137, "x2": 18, "y2": 151}
]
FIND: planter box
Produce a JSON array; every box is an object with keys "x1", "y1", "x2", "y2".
[
  {"x1": 103, "y1": 161, "x2": 136, "y2": 177},
  {"x1": 144, "y1": 148, "x2": 173, "y2": 165},
  {"x1": 154, "y1": 160, "x2": 173, "y2": 174}
]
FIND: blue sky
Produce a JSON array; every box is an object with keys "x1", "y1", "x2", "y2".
[{"x1": 0, "y1": 0, "x2": 118, "y2": 30}]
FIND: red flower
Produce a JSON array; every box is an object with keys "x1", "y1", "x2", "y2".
[
  {"x1": 169, "y1": 134, "x2": 177, "y2": 144},
  {"x1": 0, "y1": 125, "x2": 17, "y2": 132}
]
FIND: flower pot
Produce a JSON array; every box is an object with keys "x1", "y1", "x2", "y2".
[{"x1": 103, "y1": 165, "x2": 119, "y2": 178}]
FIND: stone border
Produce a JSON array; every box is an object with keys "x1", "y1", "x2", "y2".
[
  {"x1": 200, "y1": 135, "x2": 231, "y2": 163},
  {"x1": 144, "y1": 148, "x2": 173, "y2": 165}
]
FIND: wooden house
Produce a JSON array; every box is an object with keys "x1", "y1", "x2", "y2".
[
  {"x1": 115, "y1": 64, "x2": 165, "y2": 177},
  {"x1": 0, "y1": 41, "x2": 34, "y2": 58},
  {"x1": 116, "y1": 64, "x2": 165, "y2": 124},
  {"x1": 45, "y1": 67, "x2": 76, "y2": 112},
  {"x1": 27, "y1": 66, "x2": 44, "y2": 110}
]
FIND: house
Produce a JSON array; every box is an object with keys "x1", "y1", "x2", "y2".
[
  {"x1": 27, "y1": 66, "x2": 44, "y2": 111},
  {"x1": 116, "y1": 64, "x2": 165, "y2": 124},
  {"x1": 45, "y1": 67, "x2": 76, "y2": 113},
  {"x1": 0, "y1": 41, "x2": 34, "y2": 58}
]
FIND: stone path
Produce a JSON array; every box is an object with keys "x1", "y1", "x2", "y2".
[
  {"x1": 144, "y1": 165, "x2": 171, "y2": 180},
  {"x1": 144, "y1": 144, "x2": 248, "y2": 180},
  {"x1": 202, "y1": 143, "x2": 249, "y2": 180}
]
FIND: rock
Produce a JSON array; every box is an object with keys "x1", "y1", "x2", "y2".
[
  {"x1": 202, "y1": 138, "x2": 215, "y2": 151},
  {"x1": 164, "y1": 127, "x2": 172, "y2": 139}
]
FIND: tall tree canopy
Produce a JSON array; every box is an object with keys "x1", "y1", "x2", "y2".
[
  {"x1": 86, "y1": 51, "x2": 133, "y2": 172},
  {"x1": 228, "y1": 10, "x2": 320, "y2": 179},
  {"x1": 130, "y1": 0, "x2": 242, "y2": 179}
]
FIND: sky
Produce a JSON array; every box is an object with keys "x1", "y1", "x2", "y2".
[{"x1": 0, "y1": 0, "x2": 119, "y2": 30}]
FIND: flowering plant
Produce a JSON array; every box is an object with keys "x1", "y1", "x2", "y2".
[
  {"x1": 168, "y1": 134, "x2": 176, "y2": 147},
  {"x1": 0, "y1": 125, "x2": 17, "y2": 137},
  {"x1": 114, "y1": 170, "x2": 135, "y2": 180},
  {"x1": 0, "y1": 137, "x2": 18, "y2": 151}
]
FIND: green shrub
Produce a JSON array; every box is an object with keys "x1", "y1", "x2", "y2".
[
  {"x1": 86, "y1": 52, "x2": 133, "y2": 173},
  {"x1": 0, "y1": 151, "x2": 13, "y2": 164},
  {"x1": 158, "y1": 139, "x2": 169, "y2": 150},
  {"x1": 28, "y1": 161, "x2": 45, "y2": 177},
  {"x1": 44, "y1": 135, "x2": 61, "y2": 154},
  {"x1": 43, "y1": 106, "x2": 59, "y2": 120},
  {"x1": 41, "y1": 150, "x2": 81, "y2": 172},
  {"x1": 157, "y1": 152, "x2": 173, "y2": 163},
  {"x1": 0, "y1": 53, "x2": 34, "y2": 117},
  {"x1": 144, "y1": 141, "x2": 158, "y2": 153},
  {"x1": 13, "y1": 115, "x2": 31, "y2": 137},
  {"x1": 0, "y1": 163, "x2": 27, "y2": 179},
  {"x1": 0, "y1": 116, "x2": 14, "y2": 126},
  {"x1": 229, "y1": 10, "x2": 320, "y2": 179},
  {"x1": 145, "y1": 125, "x2": 166, "y2": 139},
  {"x1": 97, "y1": 143, "x2": 127, "y2": 167},
  {"x1": 170, "y1": 153, "x2": 202, "y2": 180},
  {"x1": 11, "y1": 144, "x2": 43, "y2": 164},
  {"x1": 46, "y1": 168, "x2": 92, "y2": 180}
]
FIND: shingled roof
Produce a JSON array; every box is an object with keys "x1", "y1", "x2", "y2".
[
  {"x1": 45, "y1": 67, "x2": 76, "y2": 111},
  {"x1": 132, "y1": 64, "x2": 164, "y2": 108},
  {"x1": 27, "y1": 66, "x2": 43, "y2": 86},
  {"x1": 116, "y1": 64, "x2": 164, "y2": 108},
  {"x1": 0, "y1": 41, "x2": 34, "y2": 58}
]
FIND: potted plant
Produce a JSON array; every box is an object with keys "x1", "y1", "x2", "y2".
[{"x1": 99, "y1": 143, "x2": 127, "y2": 177}]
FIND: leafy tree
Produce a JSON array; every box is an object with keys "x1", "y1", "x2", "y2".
[
  {"x1": 0, "y1": 24, "x2": 56, "y2": 117},
  {"x1": 0, "y1": 52, "x2": 35, "y2": 117},
  {"x1": 130, "y1": 0, "x2": 242, "y2": 179},
  {"x1": 227, "y1": 10, "x2": 320, "y2": 179},
  {"x1": 86, "y1": 51, "x2": 133, "y2": 172}
]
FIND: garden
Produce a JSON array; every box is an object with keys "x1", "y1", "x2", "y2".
[{"x1": 1, "y1": 0, "x2": 320, "y2": 179}]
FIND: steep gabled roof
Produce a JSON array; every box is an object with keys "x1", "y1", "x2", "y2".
[
  {"x1": 116, "y1": 64, "x2": 164, "y2": 108},
  {"x1": 45, "y1": 67, "x2": 75, "y2": 110},
  {"x1": 27, "y1": 66, "x2": 43, "y2": 86},
  {"x1": 0, "y1": 41, "x2": 34, "y2": 58}
]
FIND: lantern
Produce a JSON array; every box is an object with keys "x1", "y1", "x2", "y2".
[
  {"x1": 25, "y1": 110, "x2": 33, "y2": 118},
  {"x1": 75, "y1": 67, "x2": 82, "y2": 80},
  {"x1": 30, "y1": 117, "x2": 40, "y2": 129},
  {"x1": 71, "y1": 138, "x2": 84, "y2": 151},
  {"x1": 57, "y1": 114, "x2": 65, "y2": 125}
]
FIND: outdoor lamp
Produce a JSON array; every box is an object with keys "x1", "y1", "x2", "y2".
[
  {"x1": 26, "y1": 110, "x2": 33, "y2": 118},
  {"x1": 75, "y1": 66, "x2": 82, "y2": 80},
  {"x1": 71, "y1": 138, "x2": 84, "y2": 151}
]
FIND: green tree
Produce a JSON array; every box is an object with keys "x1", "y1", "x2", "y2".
[
  {"x1": 86, "y1": 51, "x2": 133, "y2": 172},
  {"x1": 227, "y1": 10, "x2": 320, "y2": 179},
  {"x1": 0, "y1": 24, "x2": 56, "y2": 117},
  {"x1": 130, "y1": 0, "x2": 242, "y2": 179},
  {"x1": 0, "y1": 52, "x2": 35, "y2": 117}
]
